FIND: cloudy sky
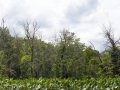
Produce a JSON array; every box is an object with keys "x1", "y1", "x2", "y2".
[{"x1": 0, "y1": 0, "x2": 120, "y2": 50}]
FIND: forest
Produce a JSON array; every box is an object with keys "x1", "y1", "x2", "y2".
[
  {"x1": 0, "y1": 19, "x2": 120, "y2": 89},
  {"x1": 0, "y1": 19, "x2": 120, "y2": 79},
  {"x1": 1, "y1": 0, "x2": 120, "y2": 89}
]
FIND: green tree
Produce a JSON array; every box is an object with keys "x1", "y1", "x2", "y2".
[
  {"x1": 55, "y1": 29, "x2": 86, "y2": 78},
  {"x1": 0, "y1": 20, "x2": 19, "y2": 78}
]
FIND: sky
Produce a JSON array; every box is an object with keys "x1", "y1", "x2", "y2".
[{"x1": 0, "y1": 0, "x2": 120, "y2": 51}]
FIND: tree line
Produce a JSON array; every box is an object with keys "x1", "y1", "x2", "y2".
[{"x1": 0, "y1": 20, "x2": 120, "y2": 79}]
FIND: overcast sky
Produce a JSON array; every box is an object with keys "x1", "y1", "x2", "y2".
[{"x1": 0, "y1": 0, "x2": 120, "y2": 51}]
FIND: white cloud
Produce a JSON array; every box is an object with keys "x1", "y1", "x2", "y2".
[{"x1": 0, "y1": 0, "x2": 120, "y2": 51}]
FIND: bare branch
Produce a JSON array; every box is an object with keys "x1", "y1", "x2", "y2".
[{"x1": 89, "y1": 41, "x2": 102, "y2": 63}]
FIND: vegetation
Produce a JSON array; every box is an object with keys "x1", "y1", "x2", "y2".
[
  {"x1": 0, "y1": 19, "x2": 120, "y2": 79},
  {"x1": 0, "y1": 77, "x2": 120, "y2": 90},
  {"x1": 0, "y1": 19, "x2": 120, "y2": 89}
]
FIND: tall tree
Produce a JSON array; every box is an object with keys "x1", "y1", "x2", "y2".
[
  {"x1": 104, "y1": 26, "x2": 120, "y2": 75},
  {"x1": 22, "y1": 21, "x2": 40, "y2": 77},
  {"x1": 56, "y1": 29, "x2": 85, "y2": 78},
  {"x1": 0, "y1": 19, "x2": 17, "y2": 77}
]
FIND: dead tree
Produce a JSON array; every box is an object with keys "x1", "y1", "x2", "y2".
[
  {"x1": 23, "y1": 21, "x2": 40, "y2": 76},
  {"x1": 104, "y1": 26, "x2": 120, "y2": 75}
]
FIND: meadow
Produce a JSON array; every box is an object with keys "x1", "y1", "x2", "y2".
[{"x1": 0, "y1": 77, "x2": 120, "y2": 90}]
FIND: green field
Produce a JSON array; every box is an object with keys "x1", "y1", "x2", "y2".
[{"x1": 0, "y1": 77, "x2": 120, "y2": 90}]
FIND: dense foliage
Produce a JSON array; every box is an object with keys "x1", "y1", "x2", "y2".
[
  {"x1": 0, "y1": 21, "x2": 120, "y2": 79},
  {"x1": 0, "y1": 77, "x2": 120, "y2": 90}
]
